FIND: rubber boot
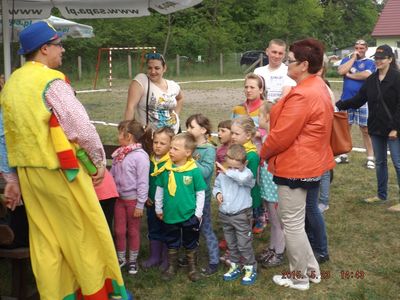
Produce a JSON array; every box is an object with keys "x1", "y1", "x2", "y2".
[
  {"x1": 142, "y1": 240, "x2": 162, "y2": 269},
  {"x1": 159, "y1": 243, "x2": 169, "y2": 272},
  {"x1": 162, "y1": 248, "x2": 178, "y2": 281},
  {"x1": 186, "y1": 249, "x2": 201, "y2": 282}
]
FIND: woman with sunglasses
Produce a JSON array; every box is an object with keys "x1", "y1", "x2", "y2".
[
  {"x1": 124, "y1": 53, "x2": 184, "y2": 134},
  {"x1": 260, "y1": 38, "x2": 334, "y2": 291},
  {"x1": 336, "y1": 45, "x2": 400, "y2": 211}
]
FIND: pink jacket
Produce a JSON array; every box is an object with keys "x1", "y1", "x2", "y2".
[
  {"x1": 94, "y1": 169, "x2": 119, "y2": 201},
  {"x1": 260, "y1": 75, "x2": 335, "y2": 178}
]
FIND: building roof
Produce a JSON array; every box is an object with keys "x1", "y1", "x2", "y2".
[{"x1": 372, "y1": 0, "x2": 400, "y2": 37}]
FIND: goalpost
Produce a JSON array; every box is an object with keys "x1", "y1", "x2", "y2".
[{"x1": 93, "y1": 46, "x2": 156, "y2": 90}]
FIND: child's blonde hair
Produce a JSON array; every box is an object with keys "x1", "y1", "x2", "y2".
[
  {"x1": 227, "y1": 144, "x2": 247, "y2": 164},
  {"x1": 153, "y1": 126, "x2": 175, "y2": 140},
  {"x1": 232, "y1": 117, "x2": 257, "y2": 138},
  {"x1": 172, "y1": 132, "x2": 197, "y2": 154}
]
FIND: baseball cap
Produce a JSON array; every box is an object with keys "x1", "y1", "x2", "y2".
[
  {"x1": 18, "y1": 21, "x2": 63, "y2": 55},
  {"x1": 372, "y1": 44, "x2": 393, "y2": 59}
]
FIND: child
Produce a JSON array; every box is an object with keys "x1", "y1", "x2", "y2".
[
  {"x1": 142, "y1": 127, "x2": 175, "y2": 271},
  {"x1": 232, "y1": 73, "x2": 266, "y2": 149},
  {"x1": 94, "y1": 168, "x2": 119, "y2": 233},
  {"x1": 154, "y1": 132, "x2": 207, "y2": 282},
  {"x1": 216, "y1": 120, "x2": 232, "y2": 166},
  {"x1": 231, "y1": 117, "x2": 262, "y2": 231},
  {"x1": 111, "y1": 120, "x2": 151, "y2": 275},
  {"x1": 257, "y1": 101, "x2": 285, "y2": 267},
  {"x1": 213, "y1": 144, "x2": 257, "y2": 285},
  {"x1": 186, "y1": 114, "x2": 219, "y2": 276},
  {"x1": 216, "y1": 119, "x2": 232, "y2": 262}
]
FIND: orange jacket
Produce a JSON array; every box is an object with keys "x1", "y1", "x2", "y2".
[{"x1": 260, "y1": 75, "x2": 335, "y2": 179}]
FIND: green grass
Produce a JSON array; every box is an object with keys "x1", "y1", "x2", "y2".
[{"x1": 1, "y1": 79, "x2": 400, "y2": 299}]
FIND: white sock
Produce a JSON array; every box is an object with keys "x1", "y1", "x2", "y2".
[
  {"x1": 117, "y1": 251, "x2": 126, "y2": 262},
  {"x1": 129, "y1": 250, "x2": 138, "y2": 263}
]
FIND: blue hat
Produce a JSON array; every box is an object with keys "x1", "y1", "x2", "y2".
[{"x1": 18, "y1": 21, "x2": 63, "y2": 55}]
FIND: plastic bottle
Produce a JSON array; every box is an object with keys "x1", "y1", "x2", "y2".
[{"x1": 76, "y1": 148, "x2": 97, "y2": 175}]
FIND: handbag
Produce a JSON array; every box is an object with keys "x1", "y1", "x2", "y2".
[{"x1": 330, "y1": 111, "x2": 352, "y2": 156}]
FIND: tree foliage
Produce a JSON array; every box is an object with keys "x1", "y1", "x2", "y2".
[{"x1": 61, "y1": 0, "x2": 381, "y2": 64}]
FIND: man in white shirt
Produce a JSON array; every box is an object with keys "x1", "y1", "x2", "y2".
[{"x1": 254, "y1": 39, "x2": 296, "y2": 102}]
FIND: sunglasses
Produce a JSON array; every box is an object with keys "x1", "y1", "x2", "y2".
[
  {"x1": 145, "y1": 52, "x2": 166, "y2": 64},
  {"x1": 47, "y1": 41, "x2": 63, "y2": 48}
]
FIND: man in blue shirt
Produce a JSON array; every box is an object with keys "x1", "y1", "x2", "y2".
[{"x1": 337, "y1": 39, "x2": 376, "y2": 168}]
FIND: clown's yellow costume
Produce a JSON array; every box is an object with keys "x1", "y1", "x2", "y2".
[{"x1": 1, "y1": 22, "x2": 128, "y2": 300}]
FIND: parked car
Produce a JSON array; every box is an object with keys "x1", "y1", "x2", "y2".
[{"x1": 240, "y1": 50, "x2": 269, "y2": 66}]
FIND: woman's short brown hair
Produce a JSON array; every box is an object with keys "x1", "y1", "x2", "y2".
[{"x1": 289, "y1": 38, "x2": 325, "y2": 74}]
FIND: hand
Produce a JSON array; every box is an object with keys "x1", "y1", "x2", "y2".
[
  {"x1": 92, "y1": 165, "x2": 106, "y2": 186},
  {"x1": 4, "y1": 182, "x2": 21, "y2": 211},
  {"x1": 351, "y1": 51, "x2": 359, "y2": 60},
  {"x1": 216, "y1": 193, "x2": 223, "y2": 206},
  {"x1": 156, "y1": 213, "x2": 163, "y2": 220},
  {"x1": 146, "y1": 198, "x2": 154, "y2": 207},
  {"x1": 389, "y1": 130, "x2": 398, "y2": 140},
  {"x1": 215, "y1": 161, "x2": 226, "y2": 174},
  {"x1": 133, "y1": 207, "x2": 143, "y2": 218}
]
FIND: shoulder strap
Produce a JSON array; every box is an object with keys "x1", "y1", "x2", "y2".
[
  {"x1": 375, "y1": 76, "x2": 393, "y2": 122},
  {"x1": 146, "y1": 76, "x2": 150, "y2": 125}
]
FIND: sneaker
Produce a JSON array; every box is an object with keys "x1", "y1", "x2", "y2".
[
  {"x1": 366, "y1": 159, "x2": 375, "y2": 169},
  {"x1": 309, "y1": 275, "x2": 321, "y2": 284},
  {"x1": 256, "y1": 248, "x2": 275, "y2": 262},
  {"x1": 272, "y1": 275, "x2": 309, "y2": 291},
  {"x1": 201, "y1": 263, "x2": 219, "y2": 277},
  {"x1": 223, "y1": 263, "x2": 241, "y2": 281},
  {"x1": 261, "y1": 252, "x2": 284, "y2": 268},
  {"x1": 220, "y1": 250, "x2": 231, "y2": 266},
  {"x1": 315, "y1": 254, "x2": 330, "y2": 264},
  {"x1": 241, "y1": 265, "x2": 257, "y2": 285},
  {"x1": 363, "y1": 196, "x2": 386, "y2": 204},
  {"x1": 118, "y1": 258, "x2": 126, "y2": 268},
  {"x1": 335, "y1": 154, "x2": 349, "y2": 164},
  {"x1": 127, "y1": 262, "x2": 138, "y2": 275},
  {"x1": 388, "y1": 203, "x2": 400, "y2": 212},
  {"x1": 252, "y1": 221, "x2": 264, "y2": 234},
  {"x1": 318, "y1": 203, "x2": 329, "y2": 213}
]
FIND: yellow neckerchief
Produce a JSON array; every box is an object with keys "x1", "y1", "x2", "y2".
[
  {"x1": 150, "y1": 153, "x2": 170, "y2": 174},
  {"x1": 243, "y1": 140, "x2": 257, "y2": 153},
  {"x1": 152, "y1": 158, "x2": 197, "y2": 196}
]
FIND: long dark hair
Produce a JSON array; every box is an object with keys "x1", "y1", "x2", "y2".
[{"x1": 390, "y1": 56, "x2": 399, "y2": 70}]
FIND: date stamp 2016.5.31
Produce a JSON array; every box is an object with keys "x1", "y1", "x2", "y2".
[{"x1": 280, "y1": 270, "x2": 366, "y2": 280}]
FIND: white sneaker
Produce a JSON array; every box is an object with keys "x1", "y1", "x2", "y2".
[
  {"x1": 309, "y1": 275, "x2": 321, "y2": 284},
  {"x1": 272, "y1": 275, "x2": 309, "y2": 291},
  {"x1": 366, "y1": 159, "x2": 375, "y2": 169},
  {"x1": 335, "y1": 154, "x2": 349, "y2": 164},
  {"x1": 318, "y1": 203, "x2": 329, "y2": 213}
]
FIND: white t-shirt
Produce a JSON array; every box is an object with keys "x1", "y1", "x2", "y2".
[
  {"x1": 254, "y1": 64, "x2": 296, "y2": 102},
  {"x1": 133, "y1": 73, "x2": 181, "y2": 133}
]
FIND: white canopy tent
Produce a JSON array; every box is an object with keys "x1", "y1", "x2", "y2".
[
  {"x1": 1, "y1": 0, "x2": 203, "y2": 78},
  {"x1": 2, "y1": 16, "x2": 94, "y2": 42}
]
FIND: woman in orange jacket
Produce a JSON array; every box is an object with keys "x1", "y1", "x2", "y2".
[{"x1": 260, "y1": 38, "x2": 334, "y2": 291}]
